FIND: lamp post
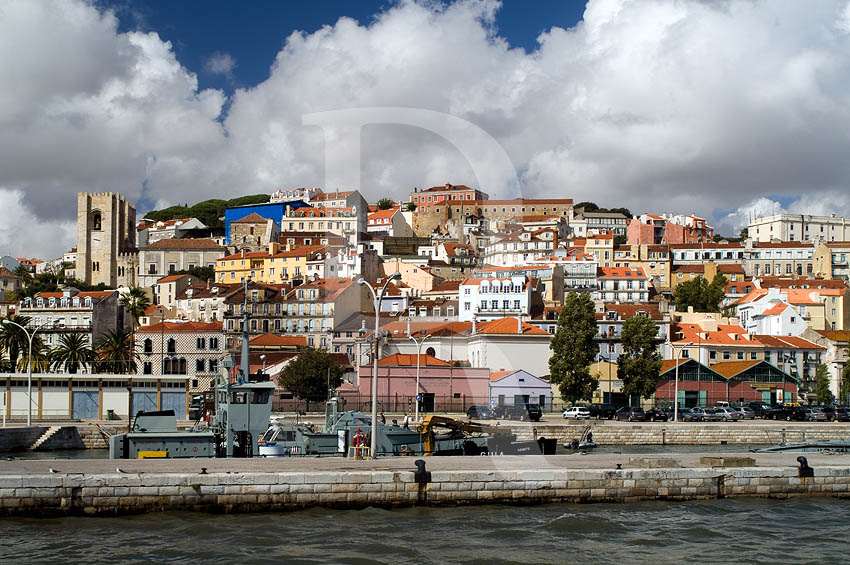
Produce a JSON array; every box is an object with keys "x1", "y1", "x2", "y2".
[
  {"x1": 407, "y1": 317, "x2": 431, "y2": 423},
  {"x1": 358, "y1": 272, "x2": 402, "y2": 459},
  {"x1": 670, "y1": 341, "x2": 696, "y2": 422},
  {"x1": 2, "y1": 318, "x2": 52, "y2": 426},
  {"x1": 221, "y1": 355, "x2": 235, "y2": 458}
]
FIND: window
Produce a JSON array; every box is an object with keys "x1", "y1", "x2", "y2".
[
  {"x1": 209, "y1": 359, "x2": 218, "y2": 373},
  {"x1": 143, "y1": 362, "x2": 152, "y2": 375},
  {"x1": 737, "y1": 351, "x2": 744, "y2": 360},
  {"x1": 709, "y1": 350, "x2": 717, "y2": 360},
  {"x1": 167, "y1": 338, "x2": 176, "y2": 354},
  {"x1": 723, "y1": 351, "x2": 731, "y2": 360},
  {"x1": 196, "y1": 359, "x2": 205, "y2": 372},
  {"x1": 196, "y1": 337, "x2": 206, "y2": 350}
]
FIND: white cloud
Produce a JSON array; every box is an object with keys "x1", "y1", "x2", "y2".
[
  {"x1": 0, "y1": 189, "x2": 76, "y2": 258},
  {"x1": 6, "y1": 0, "x2": 850, "y2": 258},
  {"x1": 204, "y1": 52, "x2": 237, "y2": 77}
]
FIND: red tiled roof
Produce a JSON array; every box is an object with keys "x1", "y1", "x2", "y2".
[
  {"x1": 144, "y1": 238, "x2": 224, "y2": 251},
  {"x1": 490, "y1": 370, "x2": 515, "y2": 381},
  {"x1": 595, "y1": 303, "x2": 664, "y2": 321},
  {"x1": 137, "y1": 321, "x2": 223, "y2": 333},
  {"x1": 248, "y1": 333, "x2": 307, "y2": 347},
  {"x1": 420, "y1": 184, "x2": 475, "y2": 193},
  {"x1": 476, "y1": 317, "x2": 549, "y2": 335},
  {"x1": 378, "y1": 353, "x2": 450, "y2": 366},
  {"x1": 425, "y1": 280, "x2": 462, "y2": 294},
  {"x1": 368, "y1": 207, "x2": 400, "y2": 221},
  {"x1": 709, "y1": 360, "x2": 762, "y2": 378},
  {"x1": 156, "y1": 274, "x2": 188, "y2": 284},
  {"x1": 598, "y1": 267, "x2": 648, "y2": 279},
  {"x1": 232, "y1": 212, "x2": 270, "y2": 223},
  {"x1": 760, "y1": 302, "x2": 789, "y2": 316},
  {"x1": 311, "y1": 191, "x2": 354, "y2": 201}
]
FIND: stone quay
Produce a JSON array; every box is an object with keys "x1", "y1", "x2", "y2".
[{"x1": 1, "y1": 453, "x2": 849, "y2": 517}]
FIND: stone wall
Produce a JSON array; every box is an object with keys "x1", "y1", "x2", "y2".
[
  {"x1": 0, "y1": 427, "x2": 47, "y2": 452},
  {"x1": 513, "y1": 423, "x2": 850, "y2": 445},
  {"x1": 1, "y1": 464, "x2": 848, "y2": 517}
]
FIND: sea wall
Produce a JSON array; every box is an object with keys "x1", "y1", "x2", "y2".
[
  {"x1": 513, "y1": 423, "x2": 850, "y2": 445},
  {"x1": 0, "y1": 427, "x2": 47, "y2": 452},
  {"x1": 2, "y1": 463, "x2": 849, "y2": 517}
]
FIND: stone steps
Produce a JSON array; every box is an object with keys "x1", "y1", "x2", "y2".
[{"x1": 29, "y1": 427, "x2": 62, "y2": 451}]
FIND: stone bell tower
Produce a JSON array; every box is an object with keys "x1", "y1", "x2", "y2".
[{"x1": 76, "y1": 192, "x2": 137, "y2": 287}]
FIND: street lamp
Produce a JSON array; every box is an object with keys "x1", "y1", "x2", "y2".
[
  {"x1": 407, "y1": 318, "x2": 431, "y2": 423},
  {"x1": 358, "y1": 272, "x2": 402, "y2": 459},
  {"x1": 2, "y1": 318, "x2": 53, "y2": 426},
  {"x1": 670, "y1": 341, "x2": 696, "y2": 423}
]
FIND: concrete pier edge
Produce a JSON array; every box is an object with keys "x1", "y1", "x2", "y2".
[{"x1": 1, "y1": 454, "x2": 849, "y2": 517}]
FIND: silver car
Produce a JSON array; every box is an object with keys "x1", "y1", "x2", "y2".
[{"x1": 713, "y1": 407, "x2": 741, "y2": 422}]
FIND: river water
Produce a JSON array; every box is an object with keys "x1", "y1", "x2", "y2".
[{"x1": 0, "y1": 498, "x2": 846, "y2": 563}]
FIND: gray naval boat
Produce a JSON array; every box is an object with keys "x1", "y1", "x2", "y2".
[
  {"x1": 752, "y1": 429, "x2": 850, "y2": 453},
  {"x1": 257, "y1": 399, "x2": 557, "y2": 458}
]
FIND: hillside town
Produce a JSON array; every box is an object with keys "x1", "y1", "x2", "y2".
[{"x1": 1, "y1": 186, "x2": 849, "y2": 421}]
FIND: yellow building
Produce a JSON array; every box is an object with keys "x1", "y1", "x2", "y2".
[{"x1": 216, "y1": 244, "x2": 327, "y2": 284}]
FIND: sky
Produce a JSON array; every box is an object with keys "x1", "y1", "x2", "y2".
[{"x1": 4, "y1": 0, "x2": 850, "y2": 259}]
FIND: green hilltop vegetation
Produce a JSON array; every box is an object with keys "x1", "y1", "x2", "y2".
[{"x1": 142, "y1": 194, "x2": 271, "y2": 229}]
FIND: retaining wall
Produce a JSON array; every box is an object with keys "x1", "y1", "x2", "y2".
[
  {"x1": 513, "y1": 423, "x2": 850, "y2": 445},
  {"x1": 1, "y1": 464, "x2": 848, "y2": 517},
  {"x1": 0, "y1": 427, "x2": 48, "y2": 452}
]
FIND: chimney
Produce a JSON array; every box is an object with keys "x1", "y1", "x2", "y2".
[
  {"x1": 472, "y1": 315, "x2": 477, "y2": 334},
  {"x1": 269, "y1": 241, "x2": 280, "y2": 255},
  {"x1": 517, "y1": 316, "x2": 522, "y2": 334},
  {"x1": 241, "y1": 249, "x2": 246, "y2": 258}
]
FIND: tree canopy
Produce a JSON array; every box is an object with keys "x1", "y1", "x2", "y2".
[
  {"x1": 574, "y1": 201, "x2": 632, "y2": 218},
  {"x1": 172, "y1": 266, "x2": 216, "y2": 283},
  {"x1": 376, "y1": 198, "x2": 394, "y2": 210},
  {"x1": 617, "y1": 315, "x2": 663, "y2": 400},
  {"x1": 815, "y1": 364, "x2": 835, "y2": 406},
  {"x1": 673, "y1": 274, "x2": 728, "y2": 313},
  {"x1": 143, "y1": 194, "x2": 271, "y2": 229},
  {"x1": 278, "y1": 348, "x2": 344, "y2": 403},
  {"x1": 549, "y1": 292, "x2": 599, "y2": 403},
  {"x1": 840, "y1": 364, "x2": 850, "y2": 405}
]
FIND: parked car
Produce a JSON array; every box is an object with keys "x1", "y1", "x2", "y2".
[
  {"x1": 497, "y1": 404, "x2": 543, "y2": 422},
  {"x1": 644, "y1": 408, "x2": 669, "y2": 422},
  {"x1": 772, "y1": 405, "x2": 807, "y2": 421},
  {"x1": 676, "y1": 407, "x2": 702, "y2": 422},
  {"x1": 692, "y1": 407, "x2": 721, "y2": 422},
  {"x1": 823, "y1": 406, "x2": 850, "y2": 422},
  {"x1": 616, "y1": 406, "x2": 645, "y2": 422},
  {"x1": 467, "y1": 405, "x2": 495, "y2": 419},
  {"x1": 589, "y1": 403, "x2": 619, "y2": 420},
  {"x1": 748, "y1": 402, "x2": 776, "y2": 419},
  {"x1": 563, "y1": 406, "x2": 591, "y2": 420},
  {"x1": 736, "y1": 406, "x2": 756, "y2": 420},
  {"x1": 713, "y1": 407, "x2": 741, "y2": 422},
  {"x1": 804, "y1": 407, "x2": 827, "y2": 422}
]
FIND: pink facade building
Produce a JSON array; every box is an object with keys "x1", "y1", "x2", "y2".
[
  {"x1": 628, "y1": 213, "x2": 714, "y2": 245},
  {"x1": 355, "y1": 353, "x2": 491, "y2": 408}
]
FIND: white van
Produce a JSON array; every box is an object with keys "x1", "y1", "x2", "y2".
[{"x1": 562, "y1": 406, "x2": 591, "y2": 420}]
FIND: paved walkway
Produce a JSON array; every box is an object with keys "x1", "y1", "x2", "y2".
[{"x1": 2, "y1": 451, "x2": 848, "y2": 475}]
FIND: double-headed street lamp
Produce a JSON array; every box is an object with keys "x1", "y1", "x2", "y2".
[
  {"x1": 406, "y1": 317, "x2": 431, "y2": 424},
  {"x1": 358, "y1": 272, "x2": 401, "y2": 459},
  {"x1": 2, "y1": 318, "x2": 55, "y2": 426}
]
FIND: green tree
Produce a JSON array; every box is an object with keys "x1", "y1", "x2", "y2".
[
  {"x1": 119, "y1": 287, "x2": 151, "y2": 330},
  {"x1": 617, "y1": 315, "x2": 663, "y2": 400},
  {"x1": 376, "y1": 198, "x2": 394, "y2": 210},
  {"x1": 673, "y1": 274, "x2": 729, "y2": 312},
  {"x1": 95, "y1": 328, "x2": 138, "y2": 373},
  {"x1": 172, "y1": 266, "x2": 216, "y2": 283},
  {"x1": 16, "y1": 338, "x2": 49, "y2": 373},
  {"x1": 739, "y1": 228, "x2": 749, "y2": 240},
  {"x1": 14, "y1": 265, "x2": 32, "y2": 286},
  {"x1": 840, "y1": 363, "x2": 850, "y2": 405},
  {"x1": 278, "y1": 348, "x2": 344, "y2": 408},
  {"x1": 574, "y1": 201, "x2": 599, "y2": 213},
  {"x1": 815, "y1": 364, "x2": 835, "y2": 405},
  {"x1": 0, "y1": 315, "x2": 33, "y2": 373},
  {"x1": 49, "y1": 332, "x2": 96, "y2": 374},
  {"x1": 405, "y1": 202, "x2": 417, "y2": 212},
  {"x1": 549, "y1": 292, "x2": 598, "y2": 403}
]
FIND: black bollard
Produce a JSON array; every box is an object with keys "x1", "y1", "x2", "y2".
[
  {"x1": 413, "y1": 459, "x2": 432, "y2": 485},
  {"x1": 797, "y1": 456, "x2": 814, "y2": 478}
]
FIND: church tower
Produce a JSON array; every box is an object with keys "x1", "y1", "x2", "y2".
[{"x1": 76, "y1": 192, "x2": 137, "y2": 287}]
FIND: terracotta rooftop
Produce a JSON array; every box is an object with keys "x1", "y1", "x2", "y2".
[
  {"x1": 232, "y1": 212, "x2": 270, "y2": 224},
  {"x1": 137, "y1": 321, "x2": 223, "y2": 333},
  {"x1": 377, "y1": 353, "x2": 450, "y2": 367},
  {"x1": 475, "y1": 317, "x2": 549, "y2": 335},
  {"x1": 144, "y1": 238, "x2": 224, "y2": 251},
  {"x1": 248, "y1": 333, "x2": 307, "y2": 348}
]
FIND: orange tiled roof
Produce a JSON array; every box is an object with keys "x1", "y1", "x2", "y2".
[
  {"x1": 598, "y1": 267, "x2": 648, "y2": 279},
  {"x1": 760, "y1": 302, "x2": 789, "y2": 316},
  {"x1": 144, "y1": 238, "x2": 223, "y2": 251},
  {"x1": 248, "y1": 333, "x2": 307, "y2": 347},
  {"x1": 368, "y1": 207, "x2": 400, "y2": 221},
  {"x1": 476, "y1": 317, "x2": 549, "y2": 335},
  {"x1": 378, "y1": 353, "x2": 450, "y2": 366},
  {"x1": 137, "y1": 321, "x2": 223, "y2": 333},
  {"x1": 709, "y1": 360, "x2": 764, "y2": 378},
  {"x1": 490, "y1": 370, "x2": 515, "y2": 381},
  {"x1": 232, "y1": 212, "x2": 270, "y2": 223},
  {"x1": 156, "y1": 274, "x2": 188, "y2": 284}
]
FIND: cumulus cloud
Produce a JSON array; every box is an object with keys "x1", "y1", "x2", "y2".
[
  {"x1": 6, "y1": 0, "x2": 850, "y2": 259},
  {"x1": 203, "y1": 51, "x2": 237, "y2": 77}
]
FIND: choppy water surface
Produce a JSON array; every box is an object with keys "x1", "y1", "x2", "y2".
[{"x1": 1, "y1": 498, "x2": 846, "y2": 564}]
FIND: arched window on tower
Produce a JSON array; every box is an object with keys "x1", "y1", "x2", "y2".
[{"x1": 92, "y1": 212, "x2": 102, "y2": 231}]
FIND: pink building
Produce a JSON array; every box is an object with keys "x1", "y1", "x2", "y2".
[
  {"x1": 355, "y1": 353, "x2": 490, "y2": 411},
  {"x1": 628, "y1": 213, "x2": 714, "y2": 245}
]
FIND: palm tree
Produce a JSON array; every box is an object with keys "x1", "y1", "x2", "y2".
[
  {"x1": 95, "y1": 328, "x2": 138, "y2": 373},
  {"x1": 120, "y1": 287, "x2": 151, "y2": 330},
  {"x1": 14, "y1": 265, "x2": 32, "y2": 287},
  {"x1": 49, "y1": 332, "x2": 96, "y2": 374},
  {"x1": 0, "y1": 315, "x2": 33, "y2": 373},
  {"x1": 16, "y1": 338, "x2": 49, "y2": 373}
]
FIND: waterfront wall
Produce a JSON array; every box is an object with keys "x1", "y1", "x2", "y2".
[
  {"x1": 0, "y1": 425, "x2": 122, "y2": 452},
  {"x1": 513, "y1": 423, "x2": 850, "y2": 445},
  {"x1": 2, "y1": 464, "x2": 850, "y2": 517},
  {"x1": 0, "y1": 427, "x2": 47, "y2": 452}
]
